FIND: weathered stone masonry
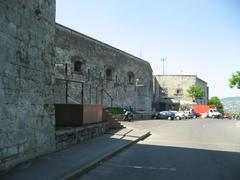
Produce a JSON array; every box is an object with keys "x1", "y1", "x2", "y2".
[
  {"x1": 0, "y1": 0, "x2": 56, "y2": 170},
  {"x1": 0, "y1": 1, "x2": 153, "y2": 171},
  {"x1": 55, "y1": 24, "x2": 153, "y2": 111}
]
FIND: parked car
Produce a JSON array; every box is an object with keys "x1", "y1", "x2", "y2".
[
  {"x1": 183, "y1": 111, "x2": 191, "y2": 119},
  {"x1": 151, "y1": 112, "x2": 159, "y2": 119},
  {"x1": 170, "y1": 111, "x2": 185, "y2": 120},
  {"x1": 224, "y1": 115, "x2": 231, "y2": 120},
  {"x1": 152, "y1": 111, "x2": 175, "y2": 120},
  {"x1": 189, "y1": 110, "x2": 200, "y2": 118}
]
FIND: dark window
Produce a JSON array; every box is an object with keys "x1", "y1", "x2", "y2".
[
  {"x1": 87, "y1": 69, "x2": 90, "y2": 80},
  {"x1": 175, "y1": 88, "x2": 183, "y2": 96},
  {"x1": 74, "y1": 61, "x2": 82, "y2": 72},
  {"x1": 127, "y1": 72, "x2": 135, "y2": 84},
  {"x1": 106, "y1": 68, "x2": 113, "y2": 80}
]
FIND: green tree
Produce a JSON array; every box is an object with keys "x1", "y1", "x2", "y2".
[
  {"x1": 187, "y1": 85, "x2": 204, "y2": 102},
  {"x1": 207, "y1": 96, "x2": 224, "y2": 113},
  {"x1": 229, "y1": 71, "x2": 240, "y2": 89}
]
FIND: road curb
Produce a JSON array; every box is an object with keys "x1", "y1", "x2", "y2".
[{"x1": 59, "y1": 131, "x2": 151, "y2": 180}]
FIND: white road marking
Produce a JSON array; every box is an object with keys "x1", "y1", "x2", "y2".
[{"x1": 104, "y1": 163, "x2": 176, "y2": 171}]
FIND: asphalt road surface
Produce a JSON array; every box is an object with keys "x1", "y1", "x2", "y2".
[{"x1": 78, "y1": 118, "x2": 240, "y2": 180}]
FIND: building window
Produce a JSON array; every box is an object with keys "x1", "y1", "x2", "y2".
[
  {"x1": 71, "y1": 55, "x2": 85, "y2": 74},
  {"x1": 106, "y1": 68, "x2": 113, "y2": 80},
  {"x1": 175, "y1": 88, "x2": 183, "y2": 96},
  {"x1": 87, "y1": 69, "x2": 91, "y2": 80},
  {"x1": 127, "y1": 72, "x2": 135, "y2": 84},
  {"x1": 74, "y1": 61, "x2": 82, "y2": 72}
]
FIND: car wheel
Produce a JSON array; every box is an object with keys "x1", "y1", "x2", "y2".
[
  {"x1": 176, "y1": 116, "x2": 180, "y2": 120},
  {"x1": 168, "y1": 117, "x2": 171, "y2": 120}
]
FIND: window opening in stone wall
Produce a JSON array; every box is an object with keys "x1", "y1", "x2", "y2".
[
  {"x1": 74, "y1": 61, "x2": 82, "y2": 72},
  {"x1": 175, "y1": 88, "x2": 183, "y2": 96},
  {"x1": 87, "y1": 69, "x2": 90, "y2": 80},
  {"x1": 106, "y1": 68, "x2": 113, "y2": 80},
  {"x1": 127, "y1": 72, "x2": 135, "y2": 84}
]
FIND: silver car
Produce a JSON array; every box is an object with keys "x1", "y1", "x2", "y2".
[{"x1": 171, "y1": 111, "x2": 185, "y2": 120}]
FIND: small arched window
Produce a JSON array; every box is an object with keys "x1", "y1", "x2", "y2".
[
  {"x1": 127, "y1": 71, "x2": 135, "y2": 84},
  {"x1": 71, "y1": 55, "x2": 85, "y2": 74},
  {"x1": 105, "y1": 68, "x2": 113, "y2": 80},
  {"x1": 74, "y1": 61, "x2": 82, "y2": 72}
]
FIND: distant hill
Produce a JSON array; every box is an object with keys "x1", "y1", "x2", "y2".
[{"x1": 221, "y1": 97, "x2": 240, "y2": 113}]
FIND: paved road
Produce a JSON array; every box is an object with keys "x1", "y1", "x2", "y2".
[{"x1": 78, "y1": 119, "x2": 240, "y2": 180}]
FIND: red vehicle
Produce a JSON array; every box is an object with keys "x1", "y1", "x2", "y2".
[
  {"x1": 192, "y1": 105, "x2": 222, "y2": 118},
  {"x1": 193, "y1": 105, "x2": 216, "y2": 114}
]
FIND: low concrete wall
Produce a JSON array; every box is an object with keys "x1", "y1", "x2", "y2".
[{"x1": 55, "y1": 122, "x2": 108, "y2": 151}]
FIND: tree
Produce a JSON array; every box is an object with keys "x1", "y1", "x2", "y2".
[
  {"x1": 207, "y1": 96, "x2": 224, "y2": 113},
  {"x1": 229, "y1": 71, "x2": 240, "y2": 89},
  {"x1": 187, "y1": 85, "x2": 204, "y2": 102}
]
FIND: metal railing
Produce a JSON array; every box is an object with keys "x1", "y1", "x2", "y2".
[
  {"x1": 55, "y1": 78, "x2": 84, "y2": 104},
  {"x1": 101, "y1": 88, "x2": 113, "y2": 107}
]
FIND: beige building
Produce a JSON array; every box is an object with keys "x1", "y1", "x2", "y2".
[{"x1": 153, "y1": 75, "x2": 209, "y2": 111}]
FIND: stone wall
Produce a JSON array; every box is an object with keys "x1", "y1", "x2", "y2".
[
  {"x1": 153, "y1": 75, "x2": 208, "y2": 104},
  {"x1": 56, "y1": 123, "x2": 108, "y2": 151},
  {"x1": 55, "y1": 24, "x2": 153, "y2": 111},
  {"x1": 0, "y1": 0, "x2": 56, "y2": 170}
]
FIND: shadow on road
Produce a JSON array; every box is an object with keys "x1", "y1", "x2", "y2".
[{"x1": 81, "y1": 142, "x2": 240, "y2": 180}]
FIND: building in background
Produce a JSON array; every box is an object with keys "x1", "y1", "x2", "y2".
[{"x1": 153, "y1": 75, "x2": 209, "y2": 111}]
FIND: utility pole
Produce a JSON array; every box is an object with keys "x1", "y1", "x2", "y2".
[{"x1": 161, "y1": 58, "x2": 166, "y2": 75}]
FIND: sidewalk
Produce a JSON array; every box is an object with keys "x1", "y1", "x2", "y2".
[{"x1": 1, "y1": 128, "x2": 150, "y2": 180}]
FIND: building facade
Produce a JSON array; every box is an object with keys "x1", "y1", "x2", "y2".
[
  {"x1": 54, "y1": 24, "x2": 153, "y2": 111},
  {"x1": 153, "y1": 75, "x2": 208, "y2": 111}
]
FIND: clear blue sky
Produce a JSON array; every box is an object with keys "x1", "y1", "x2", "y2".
[{"x1": 56, "y1": 0, "x2": 240, "y2": 99}]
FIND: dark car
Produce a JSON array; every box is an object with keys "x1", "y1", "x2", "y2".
[
  {"x1": 189, "y1": 110, "x2": 200, "y2": 118},
  {"x1": 151, "y1": 112, "x2": 158, "y2": 119},
  {"x1": 152, "y1": 111, "x2": 175, "y2": 120}
]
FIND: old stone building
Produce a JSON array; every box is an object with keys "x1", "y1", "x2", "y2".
[
  {"x1": 0, "y1": 0, "x2": 152, "y2": 171},
  {"x1": 153, "y1": 75, "x2": 209, "y2": 111},
  {"x1": 0, "y1": 0, "x2": 56, "y2": 170},
  {"x1": 54, "y1": 24, "x2": 153, "y2": 111}
]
